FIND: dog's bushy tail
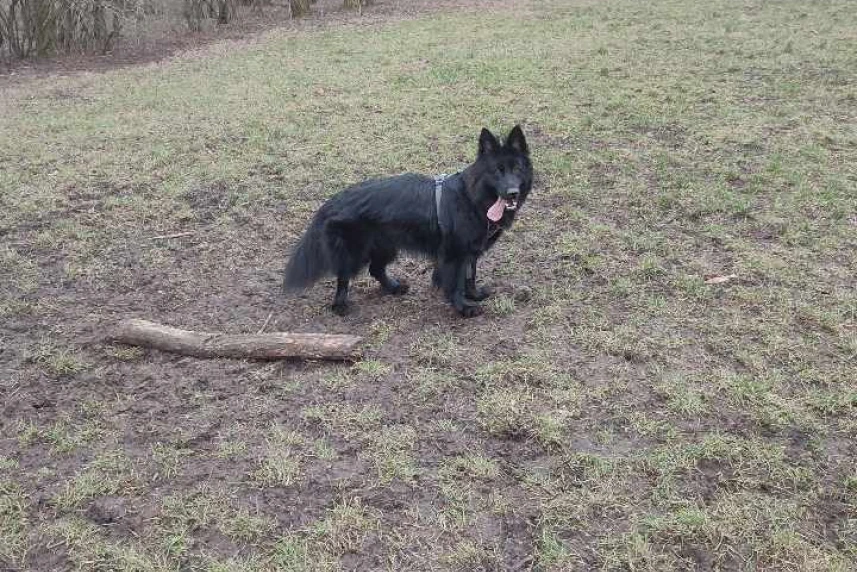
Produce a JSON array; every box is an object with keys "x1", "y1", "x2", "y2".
[{"x1": 283, "y1": 219, "x2": 329, "y2": 292}]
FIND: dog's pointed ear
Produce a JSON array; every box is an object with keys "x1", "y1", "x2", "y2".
[
  {"x1": 506, "y1": 125, "x2": 529, "y2": 156},
  {"x1": 478, "y1": 128, "x2": 500, "y2": 156}
]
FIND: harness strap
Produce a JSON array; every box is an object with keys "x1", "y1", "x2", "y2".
[
  {"x1": 435, "y1": 173, "x2": 497, "y2": 281},
  {"x1": 434, "y1": 174, "x2": 448, "y2": 233}
]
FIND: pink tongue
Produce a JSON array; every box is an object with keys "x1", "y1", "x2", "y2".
[{"x1": 487, "y1": 198, "x2": 505, "y2": 222}]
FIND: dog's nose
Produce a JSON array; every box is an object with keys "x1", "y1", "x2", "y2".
[{"x1": 506, "y1": 187, "x2": 520, "y2": 197}]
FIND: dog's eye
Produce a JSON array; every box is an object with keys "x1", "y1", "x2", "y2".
[{"x1": 497, "y1": 164, "x2": 505, "y2": 174}]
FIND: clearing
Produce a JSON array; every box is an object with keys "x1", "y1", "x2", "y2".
[{"x1": 1, "y1": 0, "x2": 855, "y2": 570}]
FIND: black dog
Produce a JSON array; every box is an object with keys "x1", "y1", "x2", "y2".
[{"x1": 283, "y1": 125, "x2": 532, "y2": 317}]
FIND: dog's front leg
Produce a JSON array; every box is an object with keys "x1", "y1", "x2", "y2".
[
  {"x1": 464, "y1": 258, "x2": 492, "y2": 302},
  {"x1": 440, "y1": 257, "x2": 483, "y2": 318}
]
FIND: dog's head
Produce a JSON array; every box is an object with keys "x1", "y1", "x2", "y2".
[{"x1": 473, "y1": 125, "x2": 532, "y2": 224}]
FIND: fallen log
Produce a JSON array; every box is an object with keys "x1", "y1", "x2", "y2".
[{"x1": 111, "y1": 319, "x2": 362, "y2": 361}]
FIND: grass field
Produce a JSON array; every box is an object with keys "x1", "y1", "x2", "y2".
[{"x1": 1, "y1": 0, "x2": 856, "y2": 569}]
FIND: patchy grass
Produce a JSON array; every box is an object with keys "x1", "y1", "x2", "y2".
[
  {"x1": 365, "y1": 424, "x2": 418, "y2": 484},
  {"x1": 26, "y1": 343, "x2": 90, "y2": 377},
  {"x1": 52, "y1": 452, "x2": 136, "y2": 511},
  {"x1": 0, "y1": 480, "x2": 29, "y2": 564},
  {"x1": 45, "y1": 517, "x2": 163, "y2": 572},
  {"x1": 158, "y1": 486, "x2": 275, "y2": 557},
  {"x1": 17, "y1": 414, "x2": 105, "y2": 455},
  {"x1": 254, "y1": 424, "x2": 304, "y2": 487},
  {"x1": 313, "y1": 497, "x2": 378, "y2": 555},
  {"x1": 151, "y1": 442, "x2": 195, "y2": 480},
  {"x1": 1, "y1": 0, "x2": 855, "y2": 569}
]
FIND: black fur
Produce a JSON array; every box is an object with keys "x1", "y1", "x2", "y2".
[{"x1": 283, "y1": 125, "x2": 533, "y2": 317}]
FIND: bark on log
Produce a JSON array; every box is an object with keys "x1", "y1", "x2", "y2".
[{"x1": 111, "y1": 319, "x2": 362, "y2": 361}]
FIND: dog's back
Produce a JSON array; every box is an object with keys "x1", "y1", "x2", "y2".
[{"x1": 283, "y1": 174, "x2": 437, "y2": 291}]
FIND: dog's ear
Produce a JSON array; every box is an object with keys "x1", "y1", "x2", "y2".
[
  {"x1": 506, "y1": 125, "x2": 529, "y2": 156},
  {"x1": 478, "y1": 128, "x2": 500, "y2": 156}
]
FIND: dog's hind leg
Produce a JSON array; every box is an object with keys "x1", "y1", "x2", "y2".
[
  {"x1": 326, "y1": 221, "x2": 363, "y2": 315},
  {"x1": 332, "y1": 276, "x2": 351, "y2": 315},
  {"x1": 369, "y1": 246, "x2": 409, "y2": 295}
]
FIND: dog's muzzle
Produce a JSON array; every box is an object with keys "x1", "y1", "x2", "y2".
[{"x1": 504, "y1": 187, "x2": 520, "y2": 210}]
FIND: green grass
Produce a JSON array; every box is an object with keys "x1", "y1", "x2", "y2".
[
  {"x1": 52, "y1": 451, "x2": 136, "y2": 511},
  {"x1": 1, "y1": 0, "x2": 856, "y2": 569},
  {"x1": 365, "y1": 424, "x2": 418, "y2": 484},
  {"x1": 0, "y1": 480, "x2": 29, "y2": 563},
  {"x1": 26, "y1": 343, "x2": 90, "y2": 377},
  {"x1": 45, "y1": 517, "x2": 163, "y2": 572},
  {"x1": 17, "y1": 414, "x2": 105, "y2": 455},
  {"x1": 151, "y1": 442, "x2": 195, "y2": 479},
  {"x1": 254, "y1": 424, "x2": 304, "y2": 487}
]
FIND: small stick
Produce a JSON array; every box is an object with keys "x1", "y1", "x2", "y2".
[
  {"x1": 257, "y1": 312, "x2": 274, "y2": 334},
  {"x1": 146, "y1": 232, "x2": 195, "y2": 241}
]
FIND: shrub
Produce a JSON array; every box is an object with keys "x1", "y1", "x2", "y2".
[
  {"x1": 183, "y1": 0, "x2": 236, "y2": 32},
  {"x1": 0, "y1": 0, "x2": 125, "y2": 59},
  {"x1": 343, "y1": 0, "x2": 372, "y2": 10},
  {"x1": 289, "y1": 0, "x2": 310, "y2": 18}
]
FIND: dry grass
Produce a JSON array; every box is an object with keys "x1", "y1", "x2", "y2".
[{"x1": 1, "y1": 0, "x2": 855, "y2": 569}]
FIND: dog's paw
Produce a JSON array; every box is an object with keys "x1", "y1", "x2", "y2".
[
  {"x1": 466, "y1": 285, "x2": 492, "y2": 302},
  {"x1": 457, "y1": 304, "x2": 484, "y2": 318},
  {"x1": 383, "y1": 279, "x2": 410, "y2": 295},
  {"x1": 331, "y1": 302, "x2": 351, "y2": 316}
]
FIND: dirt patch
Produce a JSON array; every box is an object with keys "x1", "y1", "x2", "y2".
[
  {"x1": 183, "y1": 180, "x2": 234, "y2": 222},
  {"x1": 85, "y1": 495, "x2": 131, "y2": 525}
]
